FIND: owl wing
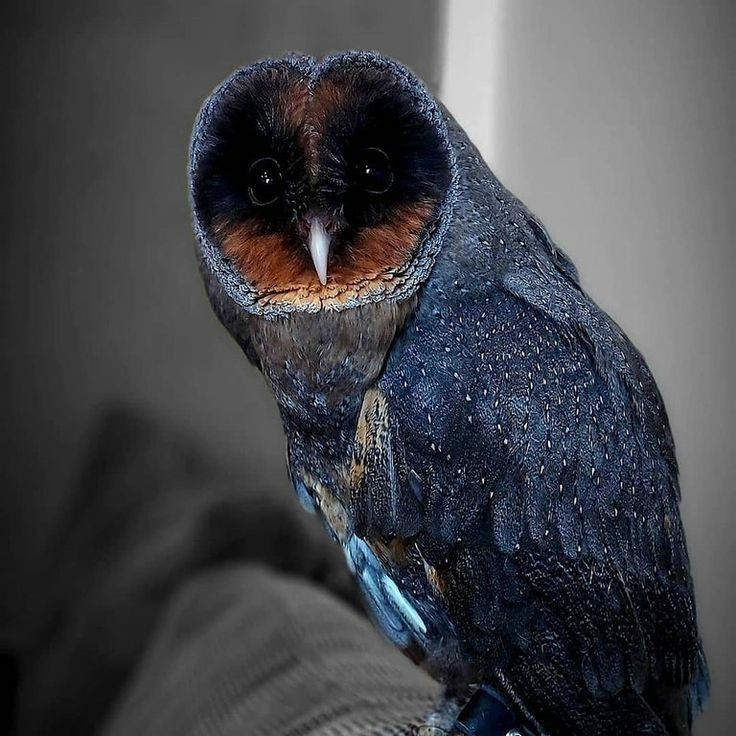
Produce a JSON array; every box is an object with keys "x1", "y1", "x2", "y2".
[{"x1": 359, "y1": 228, "x2": 707, "y2": 733}]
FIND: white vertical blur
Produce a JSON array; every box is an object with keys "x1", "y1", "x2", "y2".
[{"x1": 439, "y1": 0, "x2": 506, "y2": 163}]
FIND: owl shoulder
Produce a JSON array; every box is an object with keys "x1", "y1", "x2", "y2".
[{"x1": 378, "y1": 263, "x2": 683, "y2": 571}]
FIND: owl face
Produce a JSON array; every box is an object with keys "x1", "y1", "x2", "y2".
[{"x1": 191, "y1": 54, "x2": 453, "y2": 312}]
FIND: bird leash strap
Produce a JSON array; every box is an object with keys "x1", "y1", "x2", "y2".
[{"x1": 455, "y1": 685, "x2": 536, "y2": 736}]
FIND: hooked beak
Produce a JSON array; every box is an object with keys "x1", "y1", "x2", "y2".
[{"x1": 307, "y1": 216, "x2": 331, "y2": 285}]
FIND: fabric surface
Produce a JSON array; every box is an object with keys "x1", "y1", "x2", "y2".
[
  {"x1": 102, "y1": 565, "x2": 440, "y2": 736},
  {"x1": 12, "y1": 406, "x2": 437, "y2": 735}
]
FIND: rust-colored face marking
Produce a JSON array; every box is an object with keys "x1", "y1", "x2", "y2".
[
  {"x1": 345, "y1": 202, "x2": 435, "y2": 278},
  {"x1": 306, "y1": 77, "x2": 346, "y2": 133},
  {"x1": 281, "y1": 75, "x2": 311, "y2": 131},
  {"x1": 221, "y1": 201, "x2": 435, "y2": 308}
]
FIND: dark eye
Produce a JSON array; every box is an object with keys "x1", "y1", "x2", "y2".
[
  {"x1": 351, "y1": 147, "x2": 393, "y2": 195},
  {"x1": 247, "y1": 157, "x2": 282, "y2": 206}
]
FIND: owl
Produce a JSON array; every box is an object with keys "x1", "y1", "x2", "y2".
[{"x1": 189, "y1": 52, "x2": 708, "y2": 736}]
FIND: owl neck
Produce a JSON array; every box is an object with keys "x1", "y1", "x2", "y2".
[{"x1": 248, "y1": 298, "x2": 416, "y2": 458}]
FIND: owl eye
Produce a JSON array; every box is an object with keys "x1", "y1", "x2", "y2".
[
  {"x1": 247, "y1": 157, "x2": 283, "y2": 206},
  {"x1": 351, "y1": 147, "x2": 393, "y2": 195}
]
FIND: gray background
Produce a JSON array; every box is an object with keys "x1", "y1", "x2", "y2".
[{"x1": 1, "y1": 1, "x2": 732, "y2": 733}]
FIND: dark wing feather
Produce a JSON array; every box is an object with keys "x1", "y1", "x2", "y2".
[{"x1": 368, "y1": 220, "x2": 706, "y2": 734}]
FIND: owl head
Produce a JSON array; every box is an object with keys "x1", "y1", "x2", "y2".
[{"x1": 190, "y1": 52, "x2": 457, "y2": 316}]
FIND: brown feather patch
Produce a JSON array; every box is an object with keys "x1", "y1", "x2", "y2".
[{"x1": 220, "y1": 200, "x2": 436, "y2": 308}]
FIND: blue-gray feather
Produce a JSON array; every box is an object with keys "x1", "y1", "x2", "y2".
[{"x1": 191, "y1": 52, "x2": 708, "y2": 736}]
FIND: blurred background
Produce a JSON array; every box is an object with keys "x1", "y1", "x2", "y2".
[{"x1": 1, "y1": 1, "x2": 733, "y2": 733}]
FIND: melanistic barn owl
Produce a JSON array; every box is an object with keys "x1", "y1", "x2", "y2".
[{"x1": 189, "y1": 52, "x2": 708, "y2": 736}]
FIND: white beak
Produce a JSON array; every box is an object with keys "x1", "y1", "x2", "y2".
[{"x1": 308, "y1": 217, "x2": 331, "y2": 285}]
